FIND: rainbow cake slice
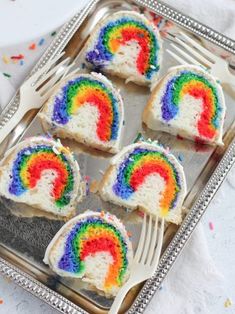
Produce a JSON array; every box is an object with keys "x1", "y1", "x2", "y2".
[
  {"x1": 143, "y1": 65, "x2": 226, "y2": 145},
  {"x1": 0, "y1": 137, "x2": 82, "y2": 217},
  {"x1": 99, "y1": 142, "x2": 187, "y2": 224},
  {"x1": 39, "y1": 73, "x2": 124, "y2": 153},
  {"x1": 44, "y1": 210, "x2": 133, "y2": 297},
  {"x1": 83, "y1": 11, "x2": 162, "y2": 86}
]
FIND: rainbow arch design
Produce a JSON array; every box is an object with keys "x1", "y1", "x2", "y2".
[
  {"x1": 161, "y1": 70, "x2": 222, "y2": 140},
  {"x1": 112, "y1": 146, "x2": 181, "y2": 216},
  {"x1": 58, "y1": 215, "x2": 129, "y2": 289},
  {"x1": 9, "y1": 144, "x2": 74, "y2": 208},
  {"x1": 52, "y1": 76, "x2": 120, "y2": 142},
  {"x1": 86, "y1": 16, "x2": 160, "y2": 79}
]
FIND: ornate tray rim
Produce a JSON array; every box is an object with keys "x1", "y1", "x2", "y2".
[{"x1": 0, "y1": 0, "x2": 235, "y2": 313}]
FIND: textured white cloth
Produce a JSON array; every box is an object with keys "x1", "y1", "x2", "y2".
[{"x1": 0, "y1": 1, "x2": 234, "y2": 314}]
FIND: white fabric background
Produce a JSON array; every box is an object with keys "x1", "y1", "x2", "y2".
[{"x1": 0, "y1": 0, "x2": 235, "y2": 313}]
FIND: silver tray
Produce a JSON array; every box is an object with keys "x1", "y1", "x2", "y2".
[{"x1": 0, "y1": 0, "x2": 235, "y2": 313}]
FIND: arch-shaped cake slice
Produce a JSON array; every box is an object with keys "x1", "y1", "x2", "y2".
[
  {"x1": 99, "y1": 142, "x2": 187, "y2": 224},
  {"x1": 40, "y1": 73, "x2": 124, "y2": 153},
  {"x1": 143, "y1": 65, "x2": 226, "y2": 145},
  {"x1": 44, "y1": 210, "x2": 133, "y2": 297},
  {"x1": 83, "y1": 11, "x2": 162, "y2": 86},
  {"x1": 0, "y1": 137, "x2": 81, "y2": 217}
]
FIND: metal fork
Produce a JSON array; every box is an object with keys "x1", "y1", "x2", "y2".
[
  {"x1": 167, "y1": 31, "x2": 235, "y2": 94},
  {"x1": 0, "y1": 52, "x2": 77, "y2": 145},
  {"x1": 109, "y1": 213, "x2": 164, "y2": 314}
]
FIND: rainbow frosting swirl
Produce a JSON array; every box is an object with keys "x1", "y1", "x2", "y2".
[
  {"x1": 161, "y1": 70, "x2": 222, "y2": 140},
  {"x1": 52, "y1": 76, "x2": 120, "y2": 142},
  {"x1": 86, "y1": 17, "x2": 160, "y2": 79},
  {"x1": 9, "y1": 144, "x2": 74, "y2": 208},
  {"x1": 58, "y1": 215, "x2": 129, "y2": 289},
  {"x1": 113, "y1": 147, "x2": 181, "y2": 216}
]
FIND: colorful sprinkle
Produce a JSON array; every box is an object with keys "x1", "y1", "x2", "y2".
[
  {"x1": 178, "y1": 154, "x2": 184, "y2": 162},
  {"x1": 209, "y1": 222, "x2": 214, "y2": 231},
  {"x1": 0, "y1": 299, "x2": 3, "y2": 305},
  {"x1": 19, "y1": 60, "x2": 24, "y2": 66},
  {"x1": 3, "y1": 72, "x2": 11, "y2": 78},
  {"x1": 29, "y1": 43, "x2": 36, "y2": 50},
  {"x1": 224, "y1": 298, "x2": 232, "y2": 308},
  {"x1": 38, "y1": 38, "x2": 45, "y2": 46},
  {"x1": 2, "y1": 55, "x2": 10, "y2": 64},
  {"x1": 51, "y1": 31, "x2": 57, "y2": 36},
  {"x1": 10, "y1": 54, "x2": 24, "y2": 60}
]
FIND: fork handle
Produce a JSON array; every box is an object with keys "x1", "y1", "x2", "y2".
[
  {"x1": 109, "y1": 283, "x2": 133, "y2": 314},
  {"x1": 0, "y1": 106, "x2": 27, "y2": 145}
]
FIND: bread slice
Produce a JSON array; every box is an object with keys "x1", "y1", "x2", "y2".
[
  {"x1": 99, "y1": 142, "x2": 187, "y2": 224},
  {"x1": 44, "y1": 210, "x2": 133, "y2": 297},
  {"x1": 143, "y1": 65, "x2": 226, "y2": 145},
  {"x1": 39, "y1": 72, "x2": 124, "y2": 154},
  {"x1": 83, "y1": 11, "x2": 162, "y2": 87},
  {"x1": 0, "y1": 136, "x2": 82, "y2": 217}
]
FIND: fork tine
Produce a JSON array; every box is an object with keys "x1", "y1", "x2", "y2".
[
  {"x1": 170, "y1": 43, "x2": 202, "y2": 66},
  {"x1": 146, "y1": 216, "x2": 159, "y2": 266},
  {"x1": 28, "y1": 52, "x2": 65, "y2": 84},
  {"x1": 175, "y1": 37, "x2": 213, "y2": 68},
  {"x1": 151, "y1": 218, "x2": 164, "y2": 268},
  {"x1": 39, "y1": 61, "x2": 75, "y2": 95},
  {"x1": 62, "y1": 66, "x2": 81, "y2": 80},
  {"x1": 180, "y1": 31, "x2": 217, "y2": 62},
  {"x1": 166, "y1": 49, "x2": 189, "y2": 65},
  {"x1": 35, "y1": 57, "x2": 71, "y2": 89},
  {"x1": 134, "y1": 212, "x2": 147, "y2": 263},
  {"x1": 140, "y1": 215, "x2": 152, "y2": 264}
]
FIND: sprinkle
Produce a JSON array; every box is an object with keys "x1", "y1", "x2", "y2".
[
  {"x1": 165, "y1": 146, "x2": 170, "y2": 153},
  {"x1": 81, "y1": 63, "x2": 86, "y2": 69},
  {"x1": 127, "y1": 231, "x2": 132, "y2": 238},
  {"x1": 3, "y1": 72, "x2": 11, "y2": 78},
  {"x1": 95, "y1": 49, "x2": 100, "y2": 54},
  {"x1": 100, "y1": 210, "x2": 105, "y2": 217},
  {"x1": 178, "y1": 154, "x2": 184, "y2": 162},
  {"x1": 29, "y1": 43, "x2": 36, "y2": 50},
  {"x1": 10, "y1": 54, "x2": 24, "y2": 60},
  {"x1": 125, "y1": 207, "x2": 132, "y2": 213},
  {"x1": 99, "y1": 169, "x2": 104, "y2": 175},
  {"x1": 97, "y1": 208, "x2": 102, "y2": 212},
  {"x1": 134, "y1": 132, "x2": 144, "y2": 143},
  {"x1": 159, "y1": 286, "x2": 163, "y2": 290},
  {"x1": 19, "y1": 60, "x2": 24, "y2": 66},
  {"x1": 52, "y1": 145, "x2": 60, "y2": 155},
  {"x1": 209, "y1": 222, "x2": 214, "y2": 231},
  {"x1": 176, "y1": 135, "x2": 184, "y2": 140},
  {"x1": 58, "y1": 146, "x2": 70, "y2": 155},
  {"x1": 85, "y1": 176, "x2": 90, "y2": 195},
  {"x1": 137, "y1": 210, "x2": 145, "y2": 218},
  {"x1": 150, "y1": 65, "x2": 156, "y2": 69},
  {"x1": 51, "y1": 31, "x2": 57, "y2": 36},
  {"x1": 38, "y1": 38, "x2": 45, "y2": 46},
  {"x1": 45, "y1": 132, "x2": 52, "y2": 138},
  {"x1": 224, "y1": 298, "x2": 232, "y2": 308},
  {"x1": 123, "y1": 120, "x2": 125, "y2": 125},
  {"x1": 0, "y1": 299, "x2": 3, "y2": 304},
  {"x1": 2, "y1": 55, "x2": 10, "y2": 64},
  {"x1": 90, "y1": 180, "x2": 99, "y2": 193}
]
